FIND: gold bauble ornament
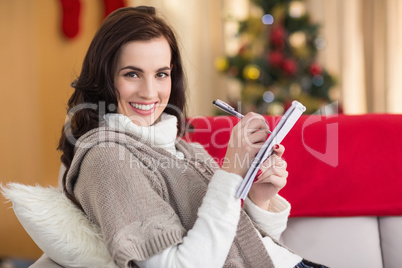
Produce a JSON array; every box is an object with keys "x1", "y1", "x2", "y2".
[
  {"x1": 214, "y1": 57, "x2": 229, "y2": 71},
  {"x1": 243, "y1": 64, "x2": 261, "y2": 80}
]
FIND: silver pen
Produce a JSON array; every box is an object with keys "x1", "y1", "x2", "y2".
[
  {"x1": 212, "y1": 99, "x2": 272, "y2": 133},
  {"x1": 213, "y1": 99, "x2": 244, "y2": 119}
]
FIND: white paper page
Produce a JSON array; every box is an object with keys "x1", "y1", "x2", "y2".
[{"x1": 236, "y1": 101, "x2": 306, "y2": 199}]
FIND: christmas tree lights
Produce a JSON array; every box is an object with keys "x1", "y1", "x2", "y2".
[{"x1": 217, "y1": 0, "x2": 338, "y2": 114}]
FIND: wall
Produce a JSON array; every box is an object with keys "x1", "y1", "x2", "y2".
[{"x1": 0, "y1": 0, "x2": 102, "y2": 260}]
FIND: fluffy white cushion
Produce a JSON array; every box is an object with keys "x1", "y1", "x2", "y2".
[{"x1": 1, "y1": 183, "x2": 117, "y2": 268}]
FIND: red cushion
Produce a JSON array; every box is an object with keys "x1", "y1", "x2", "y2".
[{"x1": 184, "y1": 114, "x2": 402, "y2": 217}]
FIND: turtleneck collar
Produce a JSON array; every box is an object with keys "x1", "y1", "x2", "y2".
[{"x1": 104, "y1": 113, "x2": 184, "y2": 159}]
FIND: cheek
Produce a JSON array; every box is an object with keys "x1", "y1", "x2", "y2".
[
  {"x1": 163, "y1": 88, "x2": 172, "y2": 102},
  {"x1": 161, "y1": 83, "x2": 172, "y2": 103},
  {"x1": 115, "y1": 80, "x2": 131, "y2": 101},
  {"x1": 115, "y1": 80, "x2": 128, "y2": 112}
]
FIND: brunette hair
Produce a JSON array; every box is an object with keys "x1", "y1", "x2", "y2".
[{"x1": 58, "y1": 6, "x2": 187, "y2": 208}]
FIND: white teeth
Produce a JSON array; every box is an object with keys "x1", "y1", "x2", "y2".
[{"x1": 130, "y1": 102, "x2": 155, "y2": 111}]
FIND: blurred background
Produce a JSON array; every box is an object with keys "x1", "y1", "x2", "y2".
[{"x1": 0, "y1": 0, "x2": 401, "y2": 264}]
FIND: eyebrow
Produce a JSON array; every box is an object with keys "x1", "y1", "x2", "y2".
[{"x1": 119, "y1": 66, "x2": 171, "y2": 73}]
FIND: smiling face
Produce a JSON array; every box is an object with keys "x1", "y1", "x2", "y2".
[{"x1": 114, "y1": 37, "x2": 172, "y2": 126}]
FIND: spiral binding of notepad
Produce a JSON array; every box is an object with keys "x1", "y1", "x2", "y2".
[{"x1": 236, "y1": 101, "x2": 306, "y2": 200}]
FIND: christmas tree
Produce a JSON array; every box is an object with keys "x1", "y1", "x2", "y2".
[{"x1": 216, "y1": 0, "x2": 337, "y2": 115}]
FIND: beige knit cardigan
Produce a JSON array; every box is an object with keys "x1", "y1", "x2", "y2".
[{"x1": 65, "y1": 127, "x2": 278, "y2": 268}]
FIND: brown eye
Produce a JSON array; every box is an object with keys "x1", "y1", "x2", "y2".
[
  {"x1": 156, "y1": 72, "x2": 169, "y2": 78},
  {"x1": 124, "y1": 72, "x2": 138, "y2": 78}
]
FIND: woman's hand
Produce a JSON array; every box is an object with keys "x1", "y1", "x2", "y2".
[
  {"x1": 248, "y1": 144, "x2": 288, "y2": 211},
  {"x1": 222, "y1": 112, "x2": 270, "y2": 178}
]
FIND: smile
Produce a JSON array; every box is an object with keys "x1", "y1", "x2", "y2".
[{"x1": 129, "y1": 102, "x2": 156, "y2": 111}]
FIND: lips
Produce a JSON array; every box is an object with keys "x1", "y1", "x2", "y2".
[
  {"x1": 129, "y1": 102, "x2": 157, "y2": 115},
  {"x1": 129, "y1": 102, "x2": 155, "y2": 111}
]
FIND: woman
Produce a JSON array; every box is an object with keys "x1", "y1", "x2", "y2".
[{"x1": 58, "y1": 6, "x2": 325, "y2": 268}]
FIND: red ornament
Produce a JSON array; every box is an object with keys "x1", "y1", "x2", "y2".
[
  {"x1": 238, "y1": 44, "x2": 248, "y2": 55},
  {"x1": 282, "y1": 59, "x2": 298, "y2": 76},
  {"x1": 103, "y1": 0, "x2": 126, "y2": 18},
  {"x1": 270, "y1": 25, "x2": 286, "y2": 42},
  {"x1": 60, "y1": 0, "x2": 81, "y2": 39},
  {"x1": 267, "y1": 51, "x2": 284, "y2": 67},
  {"x1": 270, "y1": 25, "x2": 286, "y2": 50},
  {"x1": 309, "y1": 62, "x2": 322, "y2": 76}
]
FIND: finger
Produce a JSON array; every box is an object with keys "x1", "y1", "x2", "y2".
[
  {"x1": 255, "y1": 172, "x2": 288, "y2": 189},
  {"x1": 264, "y1": 174, "x2": 288, "y2": 190},
  {"x1": 272, "y1": 155, "x2": 287, "y2": 169},
  {"x1": 257, "y1": 166, "x2": 288, "y2": 181},
  {"x1": 242, "y1": 113, "x2": 270, "y2": 134},
  {"x1": 246, "y1": 130, "x2": 269, "y2": 144},
  {"x1": 238, "y1": 139, "x2": 268, "y2": 159},
  {"x1": 258, "y1": 154, "x2": 287, "y2": 172},
  {"x1": 273, "y1": 144, "x2": 285, "y2": 157}
]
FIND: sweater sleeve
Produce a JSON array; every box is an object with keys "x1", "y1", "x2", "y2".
[
  {"x1": 243, "y1": 195, "x2": 290, "y2": 240},
  {"x1": 136, "y1": 169, "x2": 243, "y2": 268}
]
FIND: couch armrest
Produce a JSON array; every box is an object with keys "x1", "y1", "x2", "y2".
[{"x1": 380, "y1": 216, "x2": 402, "y2": 268}]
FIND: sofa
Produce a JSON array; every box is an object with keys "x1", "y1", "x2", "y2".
[
  {"x1": 5, "y1": 113, "x2": 402, "y2": 267},
  {"x1": 185, "y1": 113, "x2": 402, "y2": 268}
]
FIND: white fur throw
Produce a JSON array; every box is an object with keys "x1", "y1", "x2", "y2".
[{"x1": 1, "y1": 183, "x2": 117, "y2": 268}]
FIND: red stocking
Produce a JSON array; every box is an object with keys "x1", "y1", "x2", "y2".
[
  {"x1": 60, "y1": 0, "x2": 81, "y2": 39},
  {"x1": 103, "y1": 0, "x2": 126, "y2": 18}
]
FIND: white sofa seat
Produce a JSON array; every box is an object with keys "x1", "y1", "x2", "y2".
[{"x1": 281, "y1": 216, "x2": 402, "y2": 268}]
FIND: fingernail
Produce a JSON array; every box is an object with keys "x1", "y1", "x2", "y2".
[
  {"x1": 274, "y1": 144, "x2": 280, "y2": 150},
  {"x1": 256, "y1": 169, "x2": 262, "y2": 177},
  {"x1": 241, "y1": 199, "x2": 244, "y2": 208}
]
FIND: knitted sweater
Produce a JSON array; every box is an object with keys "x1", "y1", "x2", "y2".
[{"x1": 65, "y1": 117, "x2": 295, "y2": 267}]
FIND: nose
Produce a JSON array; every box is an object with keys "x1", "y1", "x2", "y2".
[{"x1": 139, "y1": 78, "x2": 158, "y2": 100}]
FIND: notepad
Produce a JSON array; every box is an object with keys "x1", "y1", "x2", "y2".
[{"x1": 236, "y1": 101, "x2": 306, "y2": 199}]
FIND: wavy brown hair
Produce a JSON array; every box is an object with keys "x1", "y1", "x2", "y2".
[{"x1": 58, "y1": 6, "x2": 187, "y2": 208}]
